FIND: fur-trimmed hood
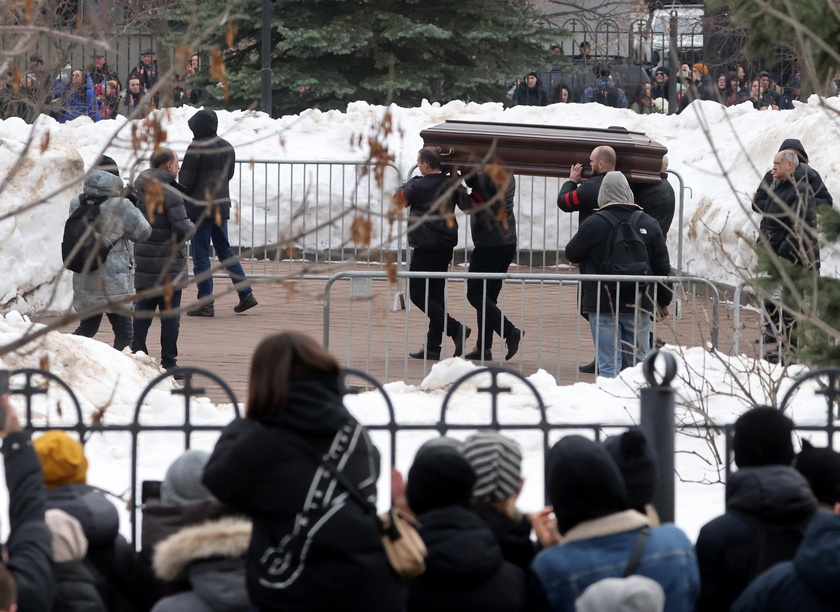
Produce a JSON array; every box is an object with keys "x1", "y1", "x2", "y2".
[{"x1": 153, "y1": 517, "x2": 252, "y2": 581}]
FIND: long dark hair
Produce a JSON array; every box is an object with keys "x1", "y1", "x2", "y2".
[{"x1": 246, "y1": 332, "x2": 340, "y2": 421}]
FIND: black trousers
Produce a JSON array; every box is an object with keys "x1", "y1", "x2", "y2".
[
  {"x1": 466, "y1": 244, "x2": 517, "y2": 350},
  {"x1": 73, "y1": 313, "x2": 133, "y2": 351},
  {"x1": 409, "y1": 247, "x2": 463, "y2": 351},
  {"x1": 131, "y1": 290, "x2": 182, "y2": 369}
]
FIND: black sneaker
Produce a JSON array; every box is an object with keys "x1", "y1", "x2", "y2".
[
  {"x1": 409, "y1": 347, "x2": 440, "y2": 361},
  {"x1": 505, "y1": 328, "x2": 523, "y2": 361},
  {"x1": 187, "y1": 304, "x2": 215, "y2": 317},
  {"x1": 464, "y1": 347, "x2": 492, "y2": 361},
  {"x1": 578, "y1": 359, "x2": 597, "y2": 374},
  {"x1": 452, "y1": 326, "x2": 471, "y2": 358},
  {"x1": 166, "y1": 367, "x2": 186, "y2": 381},
  {"x1": 234, "y1": 293, "x2": 258, "y2": 313}
]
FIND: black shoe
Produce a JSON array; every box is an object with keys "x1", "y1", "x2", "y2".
[
  {"x1": 187, "y1": 304, "x2": 215, "y2": 317},
  {"x1": 654, "y1": 336, "x2": 666, "y2": 349},
  {"x1": 409, "y1": 347, "x2": 440, "y2": 361},
  {"x1": 166, "y1": 367, "x2": 186, "y2": 381},
  {"x1": 578, "y1": 359, "x2": 596, "y2": 374},
  {"x1": 452, "y1": 326, "x2": 471, "y2": 358},
  {"x1": 505, "y1": 328, "x2": 523, "y2": 361},
  {"x1": 755, "y1": 333, "x2": 778, "y2": 344},
  {"x1": 464, "y1": 347, "x2": 492, "y2": 361},
  {"x1": 234, "y1": 293, "x2": 258, "y2": 313}
]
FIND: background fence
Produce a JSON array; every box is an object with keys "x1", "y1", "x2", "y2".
[{"x1": 5, "y1": 360, "x2": 839, "y2": 544}]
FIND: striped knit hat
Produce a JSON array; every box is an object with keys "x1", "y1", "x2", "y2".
[{"x1": 462, "y1": 431, "x2": 522, "y2": 502}]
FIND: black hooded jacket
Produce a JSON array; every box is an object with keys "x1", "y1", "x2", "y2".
[
  {"x1": 694, "y1": 465, "x2": 818, "y2": 612},
  {"x1": 631, "y1": 172, "x2": 676, "y2": 238},
  {"x1": 731, "y1": 512, "x2": 840, "y2": 612},
  {"x1": 202, "y1": 377, "x2": 406, "y2": 612},
  {"x1": 179, "y1": 109, "x2": 236, "y2": 222},
  {"x1": 513, "y1": 79, "x2": 548, "y2": 106},
  {"x1": 407, "y1": 505, "x2": 527, "y2": 612}
]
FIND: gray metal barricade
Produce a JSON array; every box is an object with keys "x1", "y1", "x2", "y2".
[{"x1": 322, "y1": 270, "x2": 719, "y2": 384}]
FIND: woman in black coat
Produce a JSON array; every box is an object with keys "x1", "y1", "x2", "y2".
[{"x1": 202, "y1": 332, "x2": 406, "y2": 612}]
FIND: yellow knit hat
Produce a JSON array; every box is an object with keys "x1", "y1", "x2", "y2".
[{"x1": 33, "y1": 431, "x2": 88, "y2": 489}]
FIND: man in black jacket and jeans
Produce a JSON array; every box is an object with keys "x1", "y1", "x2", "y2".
[
  {"x1": 399, "y1": 147, "x2": 469, "y2": 361},
  {"x1": 181, "y1": 109, "x2": 257, "y2": 317},
  {"x1": 132, "y1": 149, "x2": 196, "y2": 375},
  {"x1": 0, "y1": 394, "x2": 55, "y2": 611},
  {"x1": 565, "y1": 171, "x2": 671, "y2": 378}
]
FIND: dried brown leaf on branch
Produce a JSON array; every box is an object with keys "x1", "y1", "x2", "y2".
[
  {"x1": 225, "y1": 21, "x2": 238, "y2": 47},
  {"x1": 384, "y1": 251, "x2": 397, "y2": 285},
  {"x1": 145, "y1": 180, "x2": 164, "y2": 224},
  {"x1": 24, "y1": 0, "x2": 34, "y2": 21},
  {"x1": 210, "y1": 48, "x2": 228, "y2": 99},
  {"x1": 350, "y1": 216, "x2": 373, "y2": 247},
  {"x1": 163, "y1": 279, "x2": 174, "y2": 311},
  {"x1": 11, "y1": 68, "x2": 20, "y2": 94},
  {"x1": 90, "y1": 378, "x2": 119, "y2": 426}
]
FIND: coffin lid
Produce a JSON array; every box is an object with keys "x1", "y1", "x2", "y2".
[{"x1": 419, "y1": 120, "x2": 667, "y2": 184}]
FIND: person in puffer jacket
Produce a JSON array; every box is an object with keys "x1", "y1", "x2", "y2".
[
  {"x1": 70, "y1": 158, "x2": 151, "y2": 351},
  {"x1": 151, "y1": 516, "x2": 252, "y2": 612}
]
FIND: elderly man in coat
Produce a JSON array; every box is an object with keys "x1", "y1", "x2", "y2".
[{"x1": 71, "y1": 157, "x2": 151, "y2": 351}]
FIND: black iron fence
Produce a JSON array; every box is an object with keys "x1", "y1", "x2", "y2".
[{"x1": 4, "y1": 356, "x2": 839, "y2": 543}]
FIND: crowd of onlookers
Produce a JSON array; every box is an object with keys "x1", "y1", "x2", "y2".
[
  {"x1": 510, "y1": 60, "x2": 808, "y2": 114},
  {"x1": 0, "y1": 332, "x2": 838, "y2": 611},
  {"x1": 0, "y1": 50, "x2": 211, "y2": 123}
]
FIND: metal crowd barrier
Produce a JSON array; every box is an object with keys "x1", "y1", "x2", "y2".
[
  {"x1": 321, "y1": 271, "x2": 719, "y2": 383},
  {"x1": 7, "y1": 361, "x2": 838, "y2": 541}
]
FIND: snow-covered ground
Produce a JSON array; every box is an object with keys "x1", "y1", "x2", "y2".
[{"x1": 0, "y1": 96, "x2": 838, "y2": 542}]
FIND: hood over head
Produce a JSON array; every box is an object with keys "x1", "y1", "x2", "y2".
[
  {"x1": 188, "y1": 109, "x2": 219, "y2": 139},
  {"x1": 794, "y1": 513, "x2": 840, "y2": 603},
  {"x1": 726, "y1": 464, "x2": 817, "y2": 521},
  {"x1": 597, "y1": 171, "x2": 634, "y2": 208},
  {"x1": 547, "y1": 435, "x2": 629, "y2": 534},
  {"x1": 778, "y1": 138, "x2": 808, "y2": 164},
  {"x1": 83, "y1": 170, "x2": 124, "y2": 198}
]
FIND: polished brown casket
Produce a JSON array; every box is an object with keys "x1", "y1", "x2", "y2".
[{"x1": 419, "y1": 120, "x2": 667, "y2": 184}]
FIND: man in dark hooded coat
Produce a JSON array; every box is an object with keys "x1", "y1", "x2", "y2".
[{"x1": 180, "y1": 109, "x2": 257, "y2": 317}]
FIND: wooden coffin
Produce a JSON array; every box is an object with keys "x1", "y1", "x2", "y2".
[{"x1": 419, "y1": 120, "x2": 667, "y2": 184}]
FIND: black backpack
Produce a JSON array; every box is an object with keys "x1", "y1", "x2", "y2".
[
  {"x1": 61, "y1": 194, "x2": 113, "y2": 273},
  {"x1": 598, "y1": 209, "x2": 652, "y2": 298}
]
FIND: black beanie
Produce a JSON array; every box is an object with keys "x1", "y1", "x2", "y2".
[
  {"x1": 94, "y1": 155, "x2": 120, "y2": 177},
  {"x1": 778, "y1": 139, "x2": 808, "y2": 164},
  {"x1": 794, "y1": 440, "x2": 840, "y2": 505},
  {"x1": 733, "y1": 406, "x2": 795, "y2": 468},
  {"x1": 603, "y1": 429, "x2": 658, "y2": 513},
  {"x1": 547, "y1": 436, "x2": 629, "y2": 535},
  {"x1": 406, "y1": 444, "x2": 476, "y2": 517}
]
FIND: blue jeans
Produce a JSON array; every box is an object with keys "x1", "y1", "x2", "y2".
[
  {"x1": 131, "y1": 290, "x2": 182, "y2": 369},
  {"x1": 589, "y1": 312, "x2": 651, "y2": 378},
  {"x1": 191, "y1": 219, "x2": 252, "y2": 303}
]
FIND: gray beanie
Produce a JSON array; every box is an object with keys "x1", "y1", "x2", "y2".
[
  {"x1": 160, "y1": 450, "x2": 213, "y2": 506},
  {"x1": 575, "y1": 576, "x2": 665, "y2": 612},
  {"x1": 462, "y1": 431, "x2": 522, "y2": 502}
]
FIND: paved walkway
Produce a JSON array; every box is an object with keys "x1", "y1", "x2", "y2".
[{"x1": 42, "y1": 263, "x2": 763, "y2": 404}]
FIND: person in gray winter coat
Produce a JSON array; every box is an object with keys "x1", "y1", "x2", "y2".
[
  {"x1": 71, "y1": 165, "x2": 151, "y2": 351},
  {"x1": 151, "y1": 517, "x2": 252, "y2": 612}
]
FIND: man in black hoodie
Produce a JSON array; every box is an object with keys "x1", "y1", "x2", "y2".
[
  {"x1": 180, "y1": 109, "x2": 257, "y2": 317},
  {"x1": 694, "y1": 406, "x2": 818, "y2": 612}
]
